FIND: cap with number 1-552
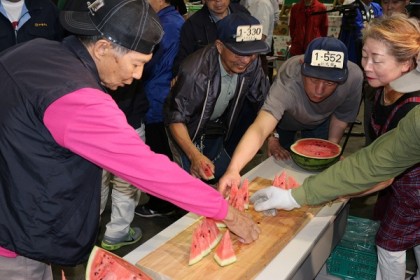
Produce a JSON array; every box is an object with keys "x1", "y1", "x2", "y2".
[{"x1": 301, "y1": 37, "x2": 349, "y2": 84}]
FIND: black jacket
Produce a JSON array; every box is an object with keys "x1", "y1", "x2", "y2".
[
  {"x1": 165, "y1": 44, "x2": 270, "y2": 143},
  {"x1": 172, "y1": 3, "x2": 249, "y2": 75},
  {"x1": 0, "y1": 0, "x2": 63, "y2": 53},
  {"x1": 0, "y1": 36, "x2": 101, "y2": 265}
]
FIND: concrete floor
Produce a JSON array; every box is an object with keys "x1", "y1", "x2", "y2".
[{"x1": 53, "y1": 104, "x2": 417, "y2": 279}]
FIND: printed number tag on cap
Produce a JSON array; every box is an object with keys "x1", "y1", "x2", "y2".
[
  {"x1": 311, "y1": 50, "x2": 344, "y2": 69},
  {"x1": 235, "y1": 24, "x2": 263, "y2": 42}
]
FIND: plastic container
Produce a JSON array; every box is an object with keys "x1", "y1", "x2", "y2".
[{"x1": 326, "y1": 216, "x2": 380, "y2": 280}]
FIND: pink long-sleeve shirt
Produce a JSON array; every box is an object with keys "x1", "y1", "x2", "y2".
[{"x1": 0, "y1": 88, "x2": 228, "y2": 258}]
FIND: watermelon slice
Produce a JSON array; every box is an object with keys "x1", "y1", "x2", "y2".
[
  {"x1": 189, "y1": 226, "x2": 205, "y2": 265},
  {"x1": 201, "y1": 162, "x2": 215, "y2": 180},
  {"x1": 273, "y1": 171, "x2": 300, "y2": 190},
  {"x1": 86, "y1": 246, "x2": 152, "y2": 280},
  {"x1": 287, "y1": 176, "x2": 300, "y2": 189},
  {"x1": 228, "y1": 183, "x2": 239, "y2": 206},
  {"x1": 214, "y1": 231, "x2": 237, "y2": 267},
  {"x1": 203, "y1": 218, "x2": 222, "y2": 249},
  {"x1": 239, "y1": 179, "x2": 249, "y2": 210},
  {"x1": 272, "y1": 171, "x2": 287, "y2": 189}
]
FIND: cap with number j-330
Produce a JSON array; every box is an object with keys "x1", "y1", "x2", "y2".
[
  {"x1": 216, "y1": 13, "x2": 270, "y2": 56},
  {"x1": 301, "y1": 37, "x2": 349, "y2": 84}
]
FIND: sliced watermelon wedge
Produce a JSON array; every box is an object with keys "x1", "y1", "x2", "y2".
[
  {"x1": 189, "y1": 226, "x2": 205, "y2": 265},
  {"x1": 201, "y1": 162, "x2": 215, "y2": 180},
  {"x1": 228, "y1": 183, "x2": 239, "y2": 206},
  {"x1": 86, "y1": 246, "x2": 152, "y2": 280},
  {"x1": 204, "y1": 218, "x2": 222, "y2": 249},
  {"x1": 272, "y1": 171, "x2": 287, "y2": 189},
  {"x1": 239, "y1": 179, "x2": 250, "y2": 210},
  {"x1": 214, "y1": 231, "x2": 237, "y2": 267},
  {"x1": 287, "y1": 175, "x2": 300, "y2": 189}
]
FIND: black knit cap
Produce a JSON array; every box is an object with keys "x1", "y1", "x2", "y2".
[{"x1": 59, "y1": 0, "x2": 163, "y2": 54}]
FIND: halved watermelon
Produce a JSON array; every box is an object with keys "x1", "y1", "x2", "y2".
[
  {"x1": 290, "y1": 138, "x2": 341, "y2": 171},
  {"x1": 214, "y1": 231, "x2": 237, "y2": 267},
  {"x1": 86, "y1": 246, "x2": 152, "y2": 280}
]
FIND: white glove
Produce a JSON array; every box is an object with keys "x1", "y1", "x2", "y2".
[{"x1": 250, "y1": 186, "x2": 301, "y2": 211}]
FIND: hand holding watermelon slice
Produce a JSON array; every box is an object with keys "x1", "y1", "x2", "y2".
[{"x1": 201, "y1": 161, "x2": 215, "y2": 180}]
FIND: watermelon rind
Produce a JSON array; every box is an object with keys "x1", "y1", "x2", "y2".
[
  {"x1": 214, "y1": 253, "x2": 237, "y2": 267},
  {"x1": 290, "y1": 138, "x2": 341, "y2": 172}
]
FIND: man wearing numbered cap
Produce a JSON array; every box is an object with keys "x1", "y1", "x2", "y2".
[
  {"x1": 165, "y1": 13, "x2": 270, "y2": 184},
  {"x1": 219, "y1": 36, "x2": 363, "y2": 195}
]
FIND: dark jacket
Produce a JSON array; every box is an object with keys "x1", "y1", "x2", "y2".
[
  {"x1": 165, "y1": 44, "x2": 270, "y2": 143},
  {"x1": 0, "y1": 0, "x2": 63, "y2": 53},
  {"x1": 172, "y1": 3, "x2": 249, "y2": 75},
  {"x1": 0, "y1": 36, "x2": 102, "y2": 265}
]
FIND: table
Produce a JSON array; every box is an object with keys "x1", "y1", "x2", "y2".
[{"x1": 124, "y1": 157, "x2": 349, "y2": 279}]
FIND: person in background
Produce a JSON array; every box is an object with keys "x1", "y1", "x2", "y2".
[
  {"x1": 0, "y1": 0, "x2": 260, "y2": 278},
  {"x1": 338, "y1": 0, "x2": 382, "y2": 66},
  {"x1": 240, "y1": 0, "x2": 279, "y2": 79},
  {"x1": 170, "y1": 0, "x2": 187, "y2": 18},
  {"x1": 135, "y1": 0, "x2": 185, "y2": 218},
  {"x1": 218, "y1": 36, "x2": 363, "y2": 192},
  {"x1": 172, "y1": 0, "x2": 249, "y2": 75},
  {"x1": 381, "y1": 0, "x2": 409, "y2": 15},
  {"x1": 250, "y1": 16, "x2": 420, "y2": 280},
  {"x1": 288, "y1": 0, "x2": 328, "y2": 57},
  {"x1": 99, "y1": 84, "x2": 147, "y2": 251},
  {"x1": 0, "y1": 0, "x2": 63, "y2": 53},
  {"x1": 165, "y1": 13, "x2": 270, "y2": 183}
]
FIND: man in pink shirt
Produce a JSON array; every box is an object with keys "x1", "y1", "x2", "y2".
[{"x1": 0, "y1": 0, "x2": 260, "y2": 278}]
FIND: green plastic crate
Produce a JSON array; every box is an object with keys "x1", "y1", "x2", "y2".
[
  {"x1": 326, "y1": 216, "x2": 379, "y2": 280},
  {"x1": 327, "y1": 245, "x2": 377, "y2": 280}
]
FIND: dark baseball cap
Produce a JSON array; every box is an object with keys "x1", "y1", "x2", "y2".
[
  {"x1": 217, "y1": 13, "x2": 270, "y2": 56},
  {"x1": 301, "y1": 37, "x2": 349, "y2": 84},
  {"x1": 59, "y1": 0, "x2": 163, "y2": 54}
]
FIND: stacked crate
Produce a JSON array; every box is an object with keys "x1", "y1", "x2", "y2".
[{"x1": 326, "y1": 216, "x2": 379, "y2": 280}]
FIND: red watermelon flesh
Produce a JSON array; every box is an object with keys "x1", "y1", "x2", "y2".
[
  {"x1": 214, "y1": 231, "x2": 237, "y2": 267},
  {"x1": 287, "y1": 176, "x2": 300, "y2": 189},
  {"x1": 272, "y1": 171, "x2": 287, "y2": 189},
  {"x1": 228, "y1": 183, "x2": 239, "y2": 205},
  {"x1": 204, "y1": 218, "x2": 222, "y2": 249},
  {"x1": 86, "y1": 246, "x2": 152, "y2": 280},
  {"x1": 201, "y1": 162, "x2": 215, "y2": 180},
  {"x1": 293, "y1": 139, "x2": 340, "y2": 158},
  {"x1": 239, "y1": 179, "x2": 250, "y2": 209}
]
